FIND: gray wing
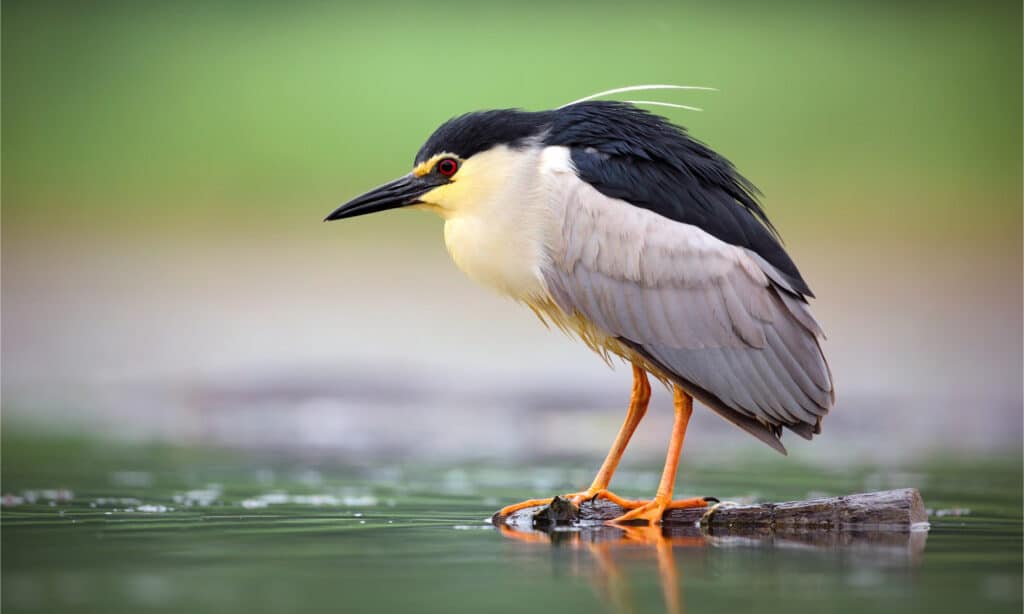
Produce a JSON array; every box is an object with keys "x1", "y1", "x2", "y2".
[{"x1": 544, "y1": 169, "x2": 835, "y2": 454}]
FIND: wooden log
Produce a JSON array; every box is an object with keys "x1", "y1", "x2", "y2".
[{"x1": 493, "y1": 488, "x2": 928, "y2": 533}]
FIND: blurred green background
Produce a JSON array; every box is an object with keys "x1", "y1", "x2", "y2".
[
  {"x1": 3, "y1": 0, "x2": 1022, "y2": 460},
  {"x1": 4, "y1": 1, "x2": 1021, "y2": 233}
]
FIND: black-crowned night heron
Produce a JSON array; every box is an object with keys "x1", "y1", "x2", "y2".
[{"x1": 325, "y1": 86, "x2": 835, "y2": 525}]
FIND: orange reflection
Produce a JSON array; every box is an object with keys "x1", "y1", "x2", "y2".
[{"x1": 499, "y1": 523, "x2": 707, "y2": 614}]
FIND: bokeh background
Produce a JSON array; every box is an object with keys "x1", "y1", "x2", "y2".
[{"x1": 3, "y1": 0, "x2": 1021, "y2": 466}]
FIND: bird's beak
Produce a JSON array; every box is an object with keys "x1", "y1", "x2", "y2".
[{"x1": 324, "y1": 173, "x2": 440, "y2": 221}]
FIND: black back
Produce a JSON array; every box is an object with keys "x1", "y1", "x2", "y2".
[{"x1": 417, "y1": 102, "x2": 812, "y2": 297}]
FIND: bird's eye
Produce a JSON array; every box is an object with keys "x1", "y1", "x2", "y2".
[{"x1": 436, "y1": 158, "x2": 459, "y2": 177}]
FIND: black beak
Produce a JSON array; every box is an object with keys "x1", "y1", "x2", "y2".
[{"x1": 324, "y1": 173, "x2": 441, "y2": 222}]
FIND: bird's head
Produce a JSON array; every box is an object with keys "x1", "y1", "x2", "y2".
[{"x1": 325, "y1": 109, "x2": 551, "y2": 222}]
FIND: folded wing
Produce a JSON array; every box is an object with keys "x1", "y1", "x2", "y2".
[{"x1": 544, "y1": 169, "x2": 835, "y2": 453}]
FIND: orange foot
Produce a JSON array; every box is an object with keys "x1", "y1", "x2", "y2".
[
  {"x1": 498, "y1": 490, "x2": 714, "y2": 519},
  {"x1": 609, "y1": 496, "x2": 713, "y2": 525},
  {"x1": 498, "y1": 490, "x2": 607, "y2": 517},
  {"x1": 499, "y1": 488, "x2": 652, "y2": 517}
]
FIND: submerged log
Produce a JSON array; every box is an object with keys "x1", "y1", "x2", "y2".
[{"x1": 493, "y1": 488, "x2": 928, "y2": 532}]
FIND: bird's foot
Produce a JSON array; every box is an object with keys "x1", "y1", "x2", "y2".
[
  {"x1": 608, "y1": 496, "x2": 715, "y2": 526},
  {"x1": 498, "y1": 497, "x2": 563, "y2": 518},
  {"x1": 570, "y1": 489, "x2": 647, "y2": 509},
  {"x1": 499, "y1": 491, "x2": 716, "y2": 523},
  {"x1": 498, "y1": 488, "x2": 638, "y2": 518}
]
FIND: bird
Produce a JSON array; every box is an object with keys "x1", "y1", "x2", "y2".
[{"x1": 325, "y1": 86, "x2": 835, "y2": 525}]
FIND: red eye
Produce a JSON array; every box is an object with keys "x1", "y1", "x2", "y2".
[{"x1": 437, "y1": 158, "x2": 459, "y2": 177}]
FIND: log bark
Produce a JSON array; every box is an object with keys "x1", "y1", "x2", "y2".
[{"x1": 493, "y1": 488, "x2": 928, "y2": 533}]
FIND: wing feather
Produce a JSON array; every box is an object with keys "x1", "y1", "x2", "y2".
[{"x1": 544, "y1": 168, "x2": 834, "y2": 451}]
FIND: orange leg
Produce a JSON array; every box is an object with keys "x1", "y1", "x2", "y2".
[
  {"x1": 578, "y1": 364, "x2": 651, "y2": 496},
  {"x1": 609, "y1": 386, "x2": 707, "y2": 525},
  {"x1": 498, "y1": 365, "x2": 651, "y2": 517}
]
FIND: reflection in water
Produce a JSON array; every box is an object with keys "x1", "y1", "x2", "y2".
[
  {"x1": 499, "y1": 521, "x2": 928, "y2": 614},
  {"x1": 499, "y1": 525, "x2": 702, "y2": 614}
]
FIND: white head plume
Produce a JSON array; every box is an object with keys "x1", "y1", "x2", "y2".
[{"x1": 559, "y1": 84, "x2": 717, "y2": 110}]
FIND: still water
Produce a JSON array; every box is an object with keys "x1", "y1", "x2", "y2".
[{"x1": 2, "y1": 435, "x2": 1020, "y2": 613}]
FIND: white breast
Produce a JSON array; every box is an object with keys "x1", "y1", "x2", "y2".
[{"x1": 441, "y1": 145, "x2": 565, "y2": 303}]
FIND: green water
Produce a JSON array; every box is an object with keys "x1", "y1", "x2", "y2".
[{"x1": 2, "y1": 435, "x2": 1021, "y2": 613}]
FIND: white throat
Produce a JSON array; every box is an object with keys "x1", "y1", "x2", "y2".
[{"x1": 435, "y1": 145, "x2": 558, "y2": 302}]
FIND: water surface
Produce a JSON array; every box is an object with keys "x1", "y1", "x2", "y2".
[{"x1": 2, "y1": 436, "x2": 1020, "y2": 613}]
